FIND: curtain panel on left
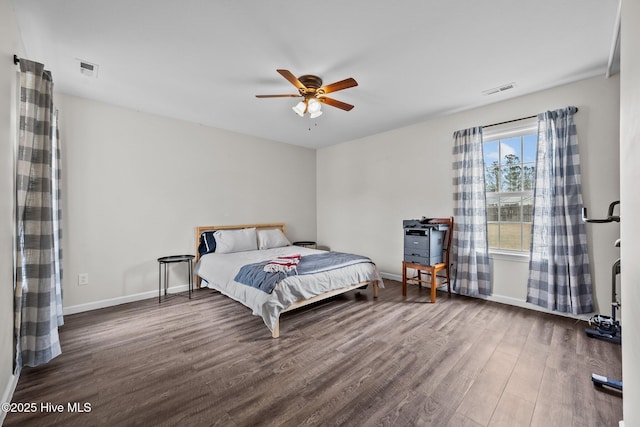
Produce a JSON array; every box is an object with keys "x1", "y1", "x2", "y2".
[
  {"x1": 14, "y1": 58, "x2": 63, "y2": 371},
  {"x1": 451, "y1": 127, "x2": 491, "y2": 297}
]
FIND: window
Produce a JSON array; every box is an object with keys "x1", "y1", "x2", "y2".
[{"x1": 483, "y1": 120, "x2": 537, "y2": 252}]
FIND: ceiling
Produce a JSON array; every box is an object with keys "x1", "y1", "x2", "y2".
[{"x1": 11, "y1": 0, "x2": 620, "y2": 149}]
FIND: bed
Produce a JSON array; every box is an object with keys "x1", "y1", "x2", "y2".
[{"x1": 194, "y1": 223, "x2": 383, "y2": 338}]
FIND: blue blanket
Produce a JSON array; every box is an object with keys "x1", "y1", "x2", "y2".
[{"x1": 234, "y1": 252, "x2": 373, "y2": 294}]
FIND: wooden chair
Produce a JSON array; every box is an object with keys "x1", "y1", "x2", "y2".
[{"x1": 402, "y1": 217, "x2": 454, "y2": 303}]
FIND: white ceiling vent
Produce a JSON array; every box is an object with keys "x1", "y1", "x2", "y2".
[
  {"x1": 77, "y1": 59, "x2": 99, "y2": 78},
  {"x1": 482, "y1": 82, "x2": 516, "y2": 96}
]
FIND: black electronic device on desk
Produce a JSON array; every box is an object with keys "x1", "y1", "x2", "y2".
[{"x1": 403, "y1": 218, "x2": 449, "y2": 266}]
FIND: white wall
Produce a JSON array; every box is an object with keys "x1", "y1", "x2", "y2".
[
  {"x1": 318, "y1": 75, "x2": 620, "y2": 317},
  {"x1": 620, "y1": 0, "x2": 639, "y2": 424},
  {"x1": 56, "y1": 94, "x2": 317, "y2": 310},
  {"x1": 0, "y1": 0, "x2": 24, "y2": 420}
]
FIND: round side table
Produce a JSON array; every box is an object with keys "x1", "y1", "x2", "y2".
[
  {"x1": 292, "y1": 241, "x2": 317, "y2": 249},
  {"x1": 157, "y1": 254, "x2": 195, "y2": 302}
]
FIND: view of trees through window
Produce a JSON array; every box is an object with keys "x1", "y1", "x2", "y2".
[{"x1": 483, "y1": 133, "x2": 537, "y2": 251}]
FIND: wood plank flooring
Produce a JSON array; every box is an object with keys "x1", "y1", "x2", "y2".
[{"x1": 5, "y1": 280, "x2": 622, "y2": 426}]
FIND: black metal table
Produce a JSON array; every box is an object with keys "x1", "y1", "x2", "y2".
[
  {"x1": 157, "y1": 254, "x2": 195, "y2": 302},
  {"x1": 292, "y1": 241, "x2": 317, "y2": 249}
]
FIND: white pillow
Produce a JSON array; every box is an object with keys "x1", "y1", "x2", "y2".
[
  {"x1": 257, "y1": 228, "x2": 291, "y2": 250},
  {"x1": 213, "y1": 228, "x2": 258, "y2": 253}
]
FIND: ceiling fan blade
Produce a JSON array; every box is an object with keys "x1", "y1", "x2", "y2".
[
  {"x1": 318, "y1": 97, "x2": 354, "y2": 111},
  {"x1": 255, "y1": 94, "x2": 300, "y2": 98},
  {"x1": 319, "y1": 77, "x2": 358, "y2": 95},
  {"x1": 277, "y1": 69, "x2": 306, "y2": 90}
]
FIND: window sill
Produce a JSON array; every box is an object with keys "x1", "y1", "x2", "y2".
[{"x1": 489, "y1": 250, "x2": 530, "y2": 263}]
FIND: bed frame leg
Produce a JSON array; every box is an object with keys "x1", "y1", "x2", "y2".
[
  {"x1": 373, "y1": 282, "x2": 379, "y2": 298},
  {"x1": 272, "y1": 321, "x2": 280, "y2": 338}
]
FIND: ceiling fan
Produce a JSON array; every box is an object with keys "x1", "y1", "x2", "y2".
[{"x1": 256, "y1": 69, "x2": 358, "y2": 118}]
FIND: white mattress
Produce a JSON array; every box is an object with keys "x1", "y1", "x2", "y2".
[{"x1": 194, "y1": 246, "x2": 383, "y2": 333}]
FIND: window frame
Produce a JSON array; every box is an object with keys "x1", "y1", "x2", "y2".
[{"x1": 483, "y1": 118, "x2": 537, "y2": 255}]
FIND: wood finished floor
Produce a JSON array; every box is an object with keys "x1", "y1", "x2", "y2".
[{"x1": 5, "y1": 280, "x2": 622, "y2": 427}]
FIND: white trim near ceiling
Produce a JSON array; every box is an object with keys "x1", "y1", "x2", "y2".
[{"x1": 606, "y1": 0, "x2": 622, "y2": 78}]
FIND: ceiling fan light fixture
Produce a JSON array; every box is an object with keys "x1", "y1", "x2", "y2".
[
  {"x1": 292, "y1": 101, "x2": 306, "y2": 116},
  {"x1": 307, "y1": 99, "x2": 322, "y2": 118},
  {"x1": 257, "y1": 69, "x2": 357, "y2": 117}
]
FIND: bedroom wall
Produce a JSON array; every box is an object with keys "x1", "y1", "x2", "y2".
[
  {"x1": 56, "y1": 93, "x2": 317, "y2": 310},
  {"x1": 317, "y1": 74, "x2": 620, "y2": 318},
  {"x1": 0, "y1": 0, "x2": 24, "y2": 419},
  {"x1": 621, "y1": 0, "x2": 639, "y2": 423}
]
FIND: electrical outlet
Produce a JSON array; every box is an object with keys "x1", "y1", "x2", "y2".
[{"x1": 78, "y1": 273, "x2": 89, "y2": 286}]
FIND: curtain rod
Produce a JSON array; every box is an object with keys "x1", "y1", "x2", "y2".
[
  {"x1": 483, "y1": 107, "x2": 578, "y2": 128},
  {"x1": 13, "y1": 54, "x2": 20, "y2": 65},
  {"x1": 483, "y1": 115, "x2": 536, "y2": 128}
]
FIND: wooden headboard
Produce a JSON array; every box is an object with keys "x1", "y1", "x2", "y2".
[{"x1": 194, "y1": 222, "x2": 286, "y2": 288}]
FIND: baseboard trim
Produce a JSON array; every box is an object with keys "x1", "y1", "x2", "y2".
[
  {"x1": 379, "y1": 271, "x2": 589, "y2": 322},
  {"x1": 380, "y1": 272, "x2": 402, "y2": 282},
  {"x1": 66, "y1": 273, "x2": 590, "y2": 321},
  {"x1": 482, "y1": 294, "x2": 590, "y2": 322},
  {"x1": 63, "y1": 284, "x2": 190, "y2": 315},
  {"x1": 1, "y1": 373, "x2": 19, "y2": 424}
]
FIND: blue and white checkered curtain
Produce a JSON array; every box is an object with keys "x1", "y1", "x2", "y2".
[
  {"x1": 14, "y1": 59, "x2": 64, "y2": 370},
  {"x1": 451, "y1": 127, "x2": 491, "y2": 296},
  {"x1": 527, "y1": 107, "x2": 593, "y2": 314}
]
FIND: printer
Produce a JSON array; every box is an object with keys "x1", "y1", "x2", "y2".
[{"x1": 403, "y1": 218, "x2": 448, "y2": 266}]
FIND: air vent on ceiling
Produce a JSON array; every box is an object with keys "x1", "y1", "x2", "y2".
[
  {"x1": 77, "y1": 59, "x2": 99, "y2": 78},
  {"x1": 482, "y1": 82, "x2": 515, "y2": 96}
]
